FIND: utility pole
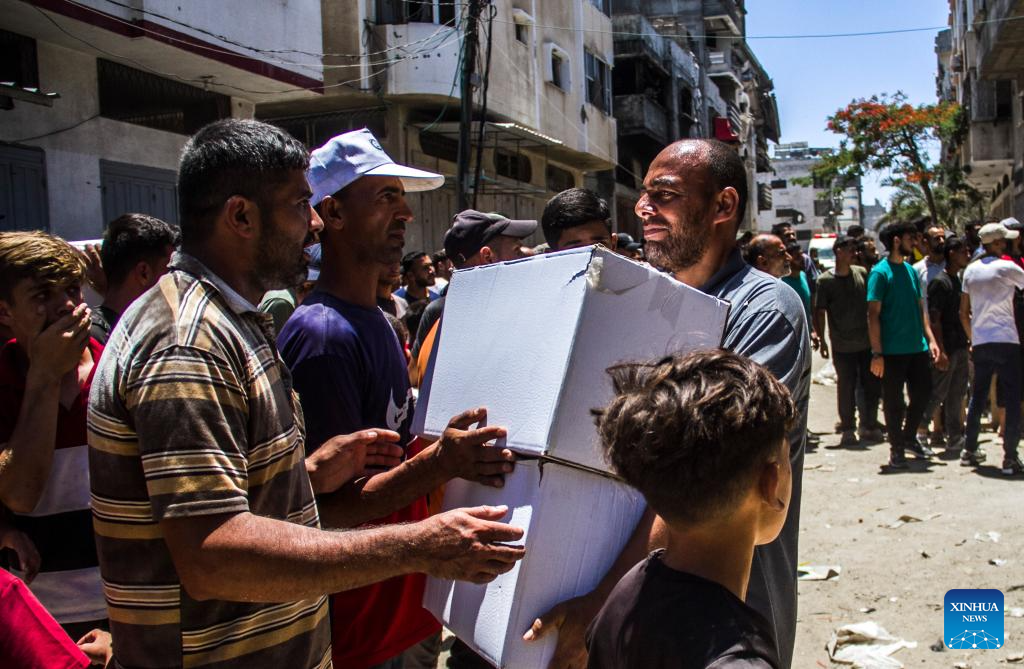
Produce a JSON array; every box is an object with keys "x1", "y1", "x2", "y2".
[{"x1": 457, "y1": 0, "x2": 483, "y2": 212}]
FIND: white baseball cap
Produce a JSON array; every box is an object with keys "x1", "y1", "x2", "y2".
[
  {"x1": 308, "y1": 128, "x2": 444, "y2": 205},
  {"x1": 979, "y1": 220, "x2": 1019, "y2": 244}
]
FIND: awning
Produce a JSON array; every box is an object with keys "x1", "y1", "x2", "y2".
[{"x1": 415, "y1": 121, "x2": 564, "y2": 150}]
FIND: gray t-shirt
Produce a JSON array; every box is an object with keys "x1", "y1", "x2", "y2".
[
  {"x1": 814, "y1": 266, "x2": 870, "y2": 353},
  {"x1": 699, "y1": 249, "x2": 811, "y2": 669}
]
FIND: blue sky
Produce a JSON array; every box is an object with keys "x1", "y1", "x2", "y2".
[{"x1": 745, "y1": 1, "x2": 950, "y2": 207}]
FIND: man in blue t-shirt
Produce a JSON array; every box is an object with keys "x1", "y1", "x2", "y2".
[
  {"x1": 867, "y1": 221, "x2": 940, "y2": 469},
  {"x1": 279, "y1": 128, "x2": 520, "y2": 669}
]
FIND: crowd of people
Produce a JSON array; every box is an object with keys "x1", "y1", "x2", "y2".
[
  {"x1": 743, "y1": 215, "x2": 1024, "y2": 475},
  {"x1": 0, "y1": 117, "x2": 1016, "y2": 669}
]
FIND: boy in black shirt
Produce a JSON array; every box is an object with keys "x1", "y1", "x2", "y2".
[{"x1": 586, "y1": 349, "x2": 795, "y2": 669}]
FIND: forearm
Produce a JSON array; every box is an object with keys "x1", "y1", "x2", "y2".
[
  {"x1": 867, "y1": 310, "x2": 883, "y2": 354},
  {"x1": 0, "y1": 376, "x2": 61, "y2": 512},
  {"x1": 930, "y1": 313, "x2": 945, "y2": 353},
  {"x1": 812, "y1": 310, "x2": 827, "y2": 345},
  {"x1": 165, "y1": 511, "x2": 427, "y2": 602},
  {"x1": 921, "y1": 302, "x2": 937, "y2": 347},
  {"x1": 316, "y1": 444, "x2": 446, "y2": 528}
]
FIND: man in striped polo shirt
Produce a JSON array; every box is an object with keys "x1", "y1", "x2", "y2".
[
  {"x1": 0, "y1": 231, "x2": 107, "y2": 639},
  {"x1": 87, "y1": 119, "x2": 525, "y2": 669}
]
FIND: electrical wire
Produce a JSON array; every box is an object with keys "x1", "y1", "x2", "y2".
[
  {"x1": 63, "y1": 0, "x2": 457, "y2": 71},
  {"x1": 32, "y1": 4, "x2": 457, "y2": 96},
  {"x1": 9, "y1": 113, "x2": 101, "y2": 142},
  {"x1": 85, "y1": 0, "x2": 455, "y2": 60},
  {"x1": 471, "y1": 2, "x2": 496, "y2": 207}
]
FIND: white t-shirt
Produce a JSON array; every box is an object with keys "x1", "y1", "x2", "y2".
[
  {"x1": 962, "y1": 256, "x2": 1024, "y2": 345},
  {"x1": 913, "y1": 257, "x2": 945, "y2": 309}
]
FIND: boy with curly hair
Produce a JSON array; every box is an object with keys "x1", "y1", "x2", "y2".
[{"x1": 587, "y1": 349, "x2": 795, "y2": 669}]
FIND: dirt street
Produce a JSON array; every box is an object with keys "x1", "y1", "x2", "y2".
[{"x1": 795, "y1": 353, "x2": 1024, "y2": 668}]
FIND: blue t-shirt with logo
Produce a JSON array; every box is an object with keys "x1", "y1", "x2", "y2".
[
  {"x1": 866, "y1": 258, "x2": 928, "y2": 355},
  {"x1": 278, "y1": 291, "x2": 413, "y2": 452}
]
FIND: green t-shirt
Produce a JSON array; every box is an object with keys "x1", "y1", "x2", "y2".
[
  {"x1": 866, "y1": 258, "x2": 927, "y2": 355},
  {"x1": 815, "y1": 266, "x2": 870, "y2": 353},
  {"x1": 781, "y1": 273, "x2": 811, "y2": 320}
]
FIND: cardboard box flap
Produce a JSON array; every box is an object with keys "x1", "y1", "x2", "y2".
[{"x1": 415, "y1": 249, "x2": 593, "y2": 452}]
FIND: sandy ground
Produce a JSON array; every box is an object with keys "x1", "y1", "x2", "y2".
[{"x1": 795, "y1": 353, "x2": 1024, "y2": 668}]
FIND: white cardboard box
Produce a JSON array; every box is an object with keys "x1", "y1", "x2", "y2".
[
  {"x1": 413, "y1": 245, "x2": 730, "y2": 473},
  {"x1": 423, "y1": 460, "x2": 646, "y2": 669}
]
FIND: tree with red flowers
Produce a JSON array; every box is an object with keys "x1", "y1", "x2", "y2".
[{"x1": 803, "y1": 92, "x2": 962, "y2": 227}]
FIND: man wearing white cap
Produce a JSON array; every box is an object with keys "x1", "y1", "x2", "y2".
[
  {"x1": 960, "y1": 220, "x2": 1024, "y2": 475},
  {"x1": 279, "y1": 129, "x2": 520, "y2": 669}
]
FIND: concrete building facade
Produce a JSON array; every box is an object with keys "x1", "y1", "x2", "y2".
[
  {"x1": 1, "y1": 0, "x2": 324, "y2": 241},
  {"x1": 608, "y1": 0, "x2": 781, "y2": 237},
  {"x1": 756, "y1": 142, "x2": 862, "y2": 239},
  {"x1": 258, "y1": 0, "x2": 618, "y2": 254},
  {"x1": 937, "y1": 0, "x2": 1024, "y2": 222}
]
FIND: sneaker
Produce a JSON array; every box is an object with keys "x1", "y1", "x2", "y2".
[
  {"x1": 960, "y1": 449, "x2": 986, "y2": 467},
  {"x1": 839, "y1": 430, "x2": 859, "y2": 447},
  {"x1": 929, "y1": 432, "x2": 946, "y2": 449},
  {"x1": 858, "y1": 427, "x2": 885, "y2": 444},
  {"x1": 1001, "y1": 457, "x2": 1024, "y2": 476},
  {"x1": 946, "y1": 435, "x2": 966, "y2": 455},
  {"x1": 906, "y1": 437, "x2": 935, "y2": 459},
  {"x1": 889, "y1": 449, "x2": 909, "y2": 469}
]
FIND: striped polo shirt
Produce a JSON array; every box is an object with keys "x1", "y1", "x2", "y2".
[
  {"x1": 0, "y1": 337, "x2": 106, "y2": 625},
  {"x1": 87, "y1": 253, "x2": 331, "y2": 669}
]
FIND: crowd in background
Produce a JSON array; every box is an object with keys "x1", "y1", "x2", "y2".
[{"x1": 1, "y1": 118, "x2": 1020, "y2": 669}]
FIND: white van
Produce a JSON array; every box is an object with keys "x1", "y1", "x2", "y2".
[{"x1": 807, "y1": 234, "x2": 837, "y2": 271}]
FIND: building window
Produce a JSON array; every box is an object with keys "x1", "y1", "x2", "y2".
[
  {"x1": 0, "y1": 29, "x2": 39, "y2": 89},
  {"x1": 495, "y1": 150, "x2": 532, "y2": 182},
  {"x1": 544, "y1": 43, "x2": 570, "y2": 91},
  {"x1": 813, "y1": 200, "x2": 832, "y2": 217},
  {"x1": 584, "y1": 51, "x2": 612, "y2": 113},
  {"x1": 512, "y1": 9, "x2": 533, "y2": 45},
  {"x1": 377, "y1": 0, "x2": 455, "y2": 25},
  {"x1": 812, "y1": 175, "x2": 830, "y2": 189},
  {"x1": 770, "y1": 179, "x2": 787, "y2": 189},
  {"x1": 587, "y1": 0, "x2": 611, "y2": 15},
  {"x1": 546, "y1": 164, "x2": 575, "y2": 192},
  {"x1": 419, "y1": 131, "x2": 458, "y2": 163},
  {"x1": 98, "y1": 59, "x2": 230, "y2": 135}
]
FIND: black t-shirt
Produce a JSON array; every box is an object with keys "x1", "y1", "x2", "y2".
[
  {"x1": 89, "y1": 304, "x2": 119, "y2": 345},
  {"x1": 586, "y1": 551, "x2": 780, "y2": 669},
  {"x1": 927, "y1": 271, "x2": 968, "y2": 353}
]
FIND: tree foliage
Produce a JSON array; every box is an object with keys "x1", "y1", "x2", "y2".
[{"x1": 803, "y1": 92, "x2": 965, "y2": 228}]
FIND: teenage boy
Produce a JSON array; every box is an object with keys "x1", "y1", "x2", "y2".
[
  {"x1": 867, "y1": 221, "x2": 941, "y2": 469},
  {"x1": 91, "y1": 213, "x2": 179, "y2": 344},
  {"x1": 814, "y1": 235, "x2": 883, "y2": 446},
  {"x1": 0, "y1": 231, "x2": 106, "y2": 637},
  {"x1": 587, "y1": 349, "x2": 794, "y2": 669},
  {"x1": 926, "y1": 237, "x2": 971, "y2": 455},
  {"x1": 541, "y1": 188, "x2": 615, "y2": 252}
]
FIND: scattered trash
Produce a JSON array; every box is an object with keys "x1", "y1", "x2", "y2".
[
  {"x1": 799, "y1": 564, "x2": 842, "y2": 581},
  {"x1": 813, "y1": 360, "x2": 837, "y2": 386},
  {"x1": 884, "y1": 513, "x2": 941, "y2": 529},
  {"x1": 826, "y1": 621, "x2": 917, "y2": 668},
  {"x1": 1007, "y1": 651, "x2": 1024, "y2": 663},
  {"x1": 953, "y1": 662, "x2": 971, "y2": 669},
  {"x1": 928, "y1": 638, "x2": 945, "y2": 652},
  {"x1": 805, "y1": 463, "x2": 822, "y2": 470},
  {"x1": 954, "y1": 539, "x2": 967, "y2": 547},
  {"x1": 1008, "y1": 584, "x2": 1024, "y2": 593},
  {"x1": 859, "y1": 607, "x2": 876, "y2": 614},
  {"x1": 1010, "y1": 607, "x2": 1024, "y2": 618},
  {"x1": 989, "y1": 558, "x2": 1007, "y2": 567},
  {"x1": 920, "y1": 551, "x2": 931, "y2": 559},
  {"x1": 973, "y1": 531, "x2": 1001, "y2": 543},
  {"x1": 888, "y1": 597, "x2": 899, "y2": 602}
]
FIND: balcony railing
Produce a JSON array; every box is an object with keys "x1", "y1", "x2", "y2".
[
  {"x1": 614, "y1": 94, "x2": 669, "y2": 144},
  {"x1": 703, "y1": 0, "x2": 744, "y2": 37}
]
